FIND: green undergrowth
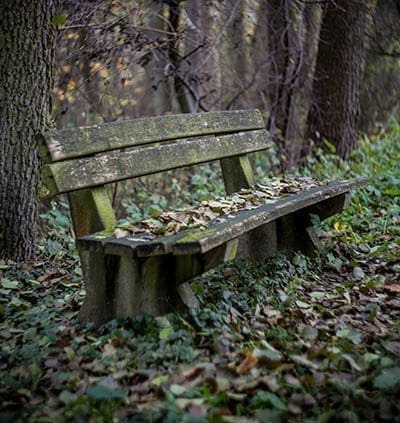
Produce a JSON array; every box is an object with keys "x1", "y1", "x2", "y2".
[{"x1": 1, "y1": 126, "x2": 399, "y2": 421}]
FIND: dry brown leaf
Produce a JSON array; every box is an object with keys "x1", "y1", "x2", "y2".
[
  {"x1": 383, "y1": 284, "x2": 400, "y2": 293},
  {"x1": 236, "y1": 352, "x2": 258, "y2": 375}
]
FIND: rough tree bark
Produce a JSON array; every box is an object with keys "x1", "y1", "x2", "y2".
[
  {"x1": 304, "y1": 0, "x2": 370, "y2": 160},
  {"x1": 0, "y1": 1, "x2": 58, "y2": 261}
]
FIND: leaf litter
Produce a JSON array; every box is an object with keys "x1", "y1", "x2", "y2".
[
  {"x1": 115, "y1": 177, "x2": 326, "y2": 239},
  {"x1": 1, "y1": 132, "x2": 400, "y2": 421}
]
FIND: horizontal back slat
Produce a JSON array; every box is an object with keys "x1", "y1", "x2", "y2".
[
  {"x1": 39, "y1": 109, "x2": 265, "y2": 163},
  {"x1": 43, "y1": 129, "x2": 272, "y2": 195}
]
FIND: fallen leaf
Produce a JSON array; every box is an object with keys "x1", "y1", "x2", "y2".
[
  {"x1": 383, "y1": 284, "x2": 400, "y2": 293},
  {"x1": 290, "y1": 355, "x2": 319, "y2": 370},
  {"x1": 373, "y1": 367, "x2": 400, "y2": 390},
  {"x1": 236, "y1": 352, "x2": 258, "y2": 375}
]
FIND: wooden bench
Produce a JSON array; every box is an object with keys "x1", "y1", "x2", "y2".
[{"x1": 38, "y1": 109, "x2": 367, "y2": 325}]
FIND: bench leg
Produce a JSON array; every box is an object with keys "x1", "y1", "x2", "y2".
[
  {"x1": 276, "y1": 193, "x2": 351, "y2": 256},
  {"x1": 113, "y1": 255, "x2": 182, "y2": 317},
  {"x1": 276, "y1": 214, "x2": 321, "y2": 256},
  {"x1": 236, "y1": 222, "x2": 277, "y2": 263},
  {"x1": 78, "y1": 247, "x2": 118, "y2": 325},
  {"x1": 174, "y1": 239, "x2": 240, "y2": 312},
  {"x1": 175, "y1": 254, "x2": 203, "y2": 310}
]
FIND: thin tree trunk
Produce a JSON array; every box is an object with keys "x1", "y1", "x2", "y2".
[
  {"x1": 264, "y1": 0, "x2": 303, "y2": 168},
  {"x1": 304, "y1": 0, "x2": 370, "y2": 160},
  {"x1": 224, "y1": 0, "x2": 247, "y2": 109},
  {"x1": 0, "y1": 1, "x2": 57, "y2": 261},
  {"x1": 184, "y1": 0, "x2": 212, "y2": 112},
  {"x1": 252, "y1": 0, "x2": 270, "y2": 111},
  {"x1": 300, "y1": 3, "x2": 321, "y2": 113},
  {"x1": 81, "y1": 29, "x2": 104, "y2": 123},
  {"x1": 168, "y1": 0, "x2": 194, "y2": 113},
  {"x1": 146, "y1": 1, "x2": 172, "y2": 116}
]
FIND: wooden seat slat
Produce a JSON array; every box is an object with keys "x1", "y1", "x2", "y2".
[
  {"x1": 78, "y1": 178, "x2": 367, "y2": 258},
  {"x1": 171, "y1": 178, "x2": 366, "y2": 255},
  {"x1": 38, "y1": 109, "x2": 264, "y2": 163},
  {"x1": 42, "y1": 129, "x2": 272, "y2": 195}
]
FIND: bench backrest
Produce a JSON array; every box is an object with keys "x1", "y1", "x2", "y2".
[{"x1": 38, "y1": 109, "x2": 271, "y2": 237}]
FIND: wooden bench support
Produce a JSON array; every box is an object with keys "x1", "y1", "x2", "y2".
[
  {"x1": 70, "y1": 186, "x2": 118, "y2": 324},
  {"x1": 79, "y1": 239, "x2": 243, "y2": 324},
  {"x1": 78, "y1": 247, "x2": 118, "y2": 323},
  {"x1": 277, "y1": 192, "x2": 351, "y2": 256},
  {"x1": 238, "y1": 222, "x2": 277, "y2": 263},
  {"x1": 276, "y1": 214, "x2": 317, "y2": 256},
  {"x1": 113, "y1": 255, "x2": 179, "y2": 319}
]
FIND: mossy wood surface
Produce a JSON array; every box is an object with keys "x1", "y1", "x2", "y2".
[
  {"x1": 68, "y1": 187, "x2": 116, "y2": 238},
  {"x1": 78, "y1": 242, "x2": 243, "y2": 323},
  {"x1": 79, "y1": 179, "x2": 368, "y2": 258},
  {"x1": 220, "y1": 152, "x2": 256, "y2": 259},
  {"x1": 69, "y1": 187, "x2": 117, "y2": 325},
  {"x1": 220, "y1": 155, "x2": 255, "y2": 195},
  {"x1": 172, "y1": 179, "x2": 366, "y2": 254},
  {"x1": 38, "y1": 109, "x2": 265, "y2": 163},
  {"x1": 43, "y1": 130, "x2": 271, "y2": 195}
]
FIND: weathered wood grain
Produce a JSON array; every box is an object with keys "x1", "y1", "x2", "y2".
[
  {"x1": 43, "y1": 129, "x2": 272, "y2": 195},
  {"x1": 220, "y1": 152, "x2": 256, "y2": 260},
  {"x1": 38, "y1": 109, "x2": 265, "y2": 163},
  {"x1": 113, "y1": 255, "x2": 178, "y2": 317},
  {"x1": 77, "y1": 249, "x2": 119, "y2": 325}
]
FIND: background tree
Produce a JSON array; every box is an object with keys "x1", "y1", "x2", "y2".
[
  {"x1": 0, "y1": 1, "x2": 58, "y2": 261},
  {"x1": 304, "y1": 0, "x2": 371, "y2": 159},
  {"x1": 360, "y1": 0, "x2": 400, "y2": 132}
]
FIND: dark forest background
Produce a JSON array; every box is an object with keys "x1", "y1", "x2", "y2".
[{"x1": 55, "y1": 0, "x2": 400, "y2": 163}]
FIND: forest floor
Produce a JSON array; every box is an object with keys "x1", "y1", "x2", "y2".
[{"x1": 1, "y1": 127, "x2": 399, "y2": 422}]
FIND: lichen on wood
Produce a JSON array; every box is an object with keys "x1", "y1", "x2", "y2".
[{"x1": 43, "y1": 129, "x2": 272, "y2": 195}]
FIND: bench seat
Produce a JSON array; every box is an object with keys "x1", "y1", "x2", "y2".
[{"x1": 79, "y1": 179, "x2": 366, "y2": 259}]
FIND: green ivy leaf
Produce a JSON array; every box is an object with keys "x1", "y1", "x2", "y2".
[
  {"x1": 86, "y1": 384, "x2": 126, "y2": 400},
  {"x1": 373, "y1": 367, "x2": 400, "y2": 390},
  {"x1": 159, "y1": 327, "x2": 174, "y2": 340},
  {"x1": 336, "y1": 328, "x2": 363, "y2": 345}
]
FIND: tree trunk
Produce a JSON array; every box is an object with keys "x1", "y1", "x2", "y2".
[
  {"x1": 146, "y1": 0, "x2": 172, "y2": 116},
  {"x1": 252, "y1": 0, "x2": 270, "y2": 111},
  {"x1": 263, "y1": 0, "x2": 304, "y2": 168},
  {"x1": 168, "y1": 0, "x2": 194, "y2": 113},
  {"x1": 184, "y1": 0, "x2": 212, "y2": 112},
  {"x1": 304, "y1": 0, "x2": 370, "y2": 160},
  {"x1": 81, "y1": 29, "x2": 105, "y2": 123},
  {"x1": 0, "y1": 1, "x2": 57, "y2": 261},
  {"x1": 300, "y1": 3, "x2": 321, "y2": 112},
  {"x1": 224, "y1": 0, "x2": 247, "y2": 109}
]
